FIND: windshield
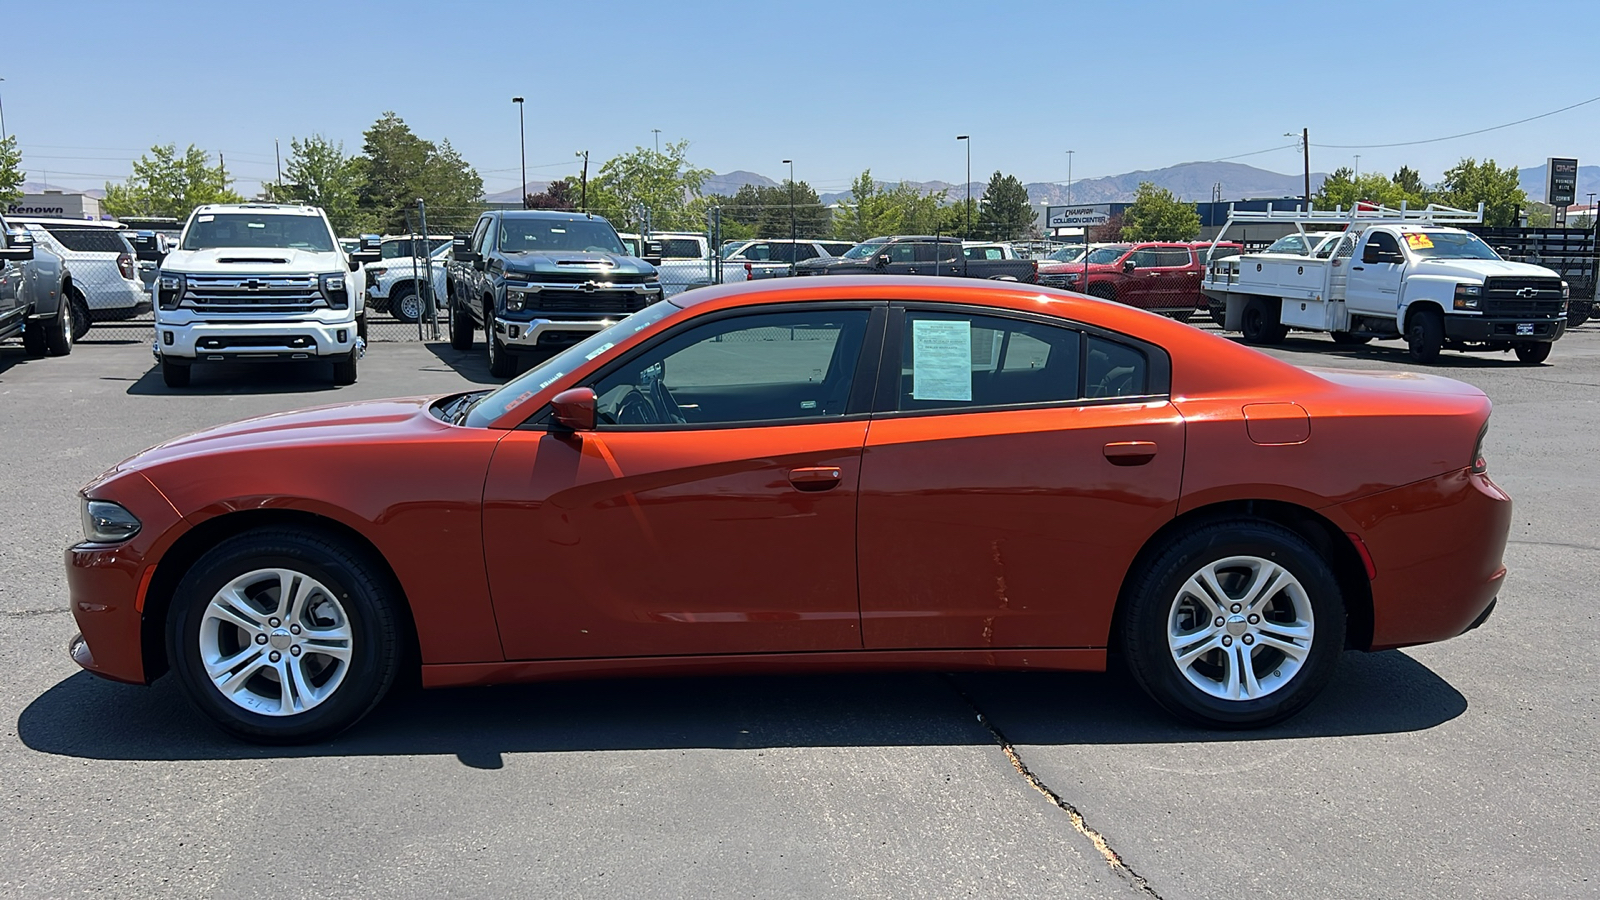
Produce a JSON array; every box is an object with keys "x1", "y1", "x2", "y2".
[
  {"x1": 1405, "y1": 231, "x2": 1501, "y2": 260},
  {"x1": 499, "y1": 218, "x2": 625, "y2": 254},
  {"x1": 182, "y1": 213, "x2": 335, "y2": 252},
  {"x1": 720, "y1": 241, "x2": 753, "y2": 259},
  {"x1": 463, "y1": 301, "x2": 680, "y2": 428},
  {"x1": 841, "y1": 240, "x2": 888, "y2": 260},
  {"x1": 1086, "y1": 245, "x2": 1130, "y2": 265},
  {"x1": 381, "y1": 237, "x2": 451, "y2": 259},
  {"x1": 1047, "y1": 247, "x2": 1085, "y2": 262}
]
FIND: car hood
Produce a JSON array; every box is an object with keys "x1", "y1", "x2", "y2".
[
  {"x1": 1410, "y1": 258, "x2": 1561, "y2": 280},
  {"x1": 162, "y1": 247, "x2": 346, "y2": 275},
  {"x1": 501, "y1": 251, "x2": 656, "y2": 278},
  {"x1": 105, "y1": 396, "x2": 448, "y2": 477}
]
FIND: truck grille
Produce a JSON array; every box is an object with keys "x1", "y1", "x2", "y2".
[
  {"x1": 182, "y1": 274, "x2": 324, "y2": 313},
  {"x1": 520, "y1": 271, "x2": 652, "y2": 286},
  {"x1": 1481, "y1": 277, "x2": 1565, "y2": 318},
  {"x1": 531, "y1": 290, "x2": 651, "y2": 315}
]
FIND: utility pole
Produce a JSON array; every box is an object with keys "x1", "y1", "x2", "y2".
[
  {"x1": 512, "y1": 97, "x2": 526, "y2": 208},
  {"x1": 1065, "y1": 149, "x2": 1074, "y2": 207},
  {"x1": 1303, "y1": 127, "x2": 1311, "y2": 207},
  {"x1": 1354, "y1": 154, "x2": 1361, "y2": 180},
  {"x1": 577, "y1": 150, "x2": 589, "y2": 212},
  {"x1": 274, "y1": 139, "x2": 283, "y2": 197},
  {"x1": 782, "y1": 159, "x2": 796, "y2": 248},
  {"x1": 0, "y1": 77, "x2": 8, "y2": 144},
  {"x1": 652, "y1": 129, "x2": 661, "y2": 153},
  {"x1": 957, "y1": 135, "x2": 971, "y2": 238}
]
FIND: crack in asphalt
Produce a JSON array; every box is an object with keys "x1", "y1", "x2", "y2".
[
  {"x1": 1508, "y1": 539, "x2": 1600, "y2": 553},
  {"x1": 943, "y1": 675, "x2": 1164, "y2": 899},
  {"x1": 0, "y1": 608, "x2": 69, "y2": 618}
]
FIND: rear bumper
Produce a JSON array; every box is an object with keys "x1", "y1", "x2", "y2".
[
  {"x1": 1337, "y1": 468, "x2": 1512, "y2": 650},
  {"x1": 1444, "y1": 315, "x2": 1565, "y2": 343}
]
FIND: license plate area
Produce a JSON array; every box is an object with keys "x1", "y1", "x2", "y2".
[{"x1": 1516, "y1": 323, "x2": 1534, "y2": 336}]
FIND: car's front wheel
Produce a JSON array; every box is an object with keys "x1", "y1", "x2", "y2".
[
  {"x1": 167, "y1": 528, "x2": 402, "y2": 744},
  {"x1": 1513, "y1": 342, "x2": 1551, "y2": 365},
  {"x1": 1119, "y1": 519, "x2": 1346, "y2": 729}
]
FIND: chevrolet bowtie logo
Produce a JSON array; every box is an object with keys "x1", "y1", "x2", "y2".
[
  {"x1": 580, "y1": 281, "x2": 598, "y2": 292},
  {"x1": 1515, "y1": 287, "x2": 1539, "y2": 298},
  {"x1": 244, "y1": 279, "x2": 262, "y2": 291}
]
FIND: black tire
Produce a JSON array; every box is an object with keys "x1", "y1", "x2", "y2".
[
  {"x1": 68, "y1": 288, "x2": 91, "y2": 342},
  {"x1": 166, "y1": 528, "x2": 402, "y2": 744},
  {"x1": 357, "y1": 312, "x2": 368, "y2": 342},
  {"x1": 45, "y1": 293, "x2": 75, "y2": 356},
  {"x1": 389, "y1": 285, "x2": 420, "y2": 324},
  {"x1": 1330, "y1": 331, "x2": 1372, "y2": 345},
  {"x1": 1513, "y1": 342, "x2": 1551, "y2": 365},
  {"x1": 22, "y1": 318, "x2": 47, "y2": 356},
  {"x1": 1165, "y1": 307, "x2": 1195, "y2": 323},
  {"x1": 161, "y1": 358, "x2": 192, "y2": 388},
  {"x1": 1567, "y1": 300, "x2": 1592, "y2": 328},
  {"x1": 448, "y1": 297, "x2": 474, "y2": 351},
  {"x1": 1208, "y1": 306, "x2": 1226, "y2": 328},
  {"x1": 332, "y1": 350, "x2": 359, "y2": 385},
  {"x1": 1088, "y1": 283, "x2": 1118, "y2": 303},
  {"x1": 1405, "y1": 307, "x2": 1445, "y2": 363},
  {"x1": 1119, "y1": 519, "x2": 1347, "y2": 729},
  {"x1": 485, "y1": 299, "x2": 516, "y2": 378},
  {"x1": 1240, "y1": 297, "x2": 1288, "y2": 345}
]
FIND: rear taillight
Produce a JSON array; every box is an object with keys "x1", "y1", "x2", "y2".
[
  {"x1": 117, "y1": 253, "x2": 135, "y2": 280},
  {"x1": 1471, "y1": 422, "x2": 1489, "y2": 474}
]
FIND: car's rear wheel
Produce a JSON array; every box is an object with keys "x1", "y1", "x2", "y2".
[
  {"x1": 1513, "y1": 342, "x2": 1551, "y2": 364},
  {"x1": 1240, "y1": 297, "x2": 1288, "y2": 344},
  {"x1": 45, "y1": 294, "x2": 75, "y2": 356},
  {"x1": 1406, "y1": 308, "x2": 1445, "y2": 363},
  {"x1": 161, "y1": 358, "x2": 192, "y2": 388},
  {"x1": 68, "y1": 289, "x2": 91, "y2": 342},
  {"x1": 167, "y1": 528, "x2": 401, "y2": 744},
  {"x1": 1330, "y1": 331, "x2": 1372, "y2": 345},
  {"x1": 390, "y1": 285, "x2": 421, "y2": 324},
  {"x1": 1119, "y1": 519, "x2": 1346, "y2": 728}
]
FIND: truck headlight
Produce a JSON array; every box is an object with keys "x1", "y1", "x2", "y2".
[
  {"x1": 158, "y1": 273, "x2": 184, "y2": 310},
  {"x1": 320, "y1": 273, "x2": 349, "y2": 308},
  {"x1": 1453, "y1": 283, "x2": 1482, "y2": 310},
  {"x1": 1561, "y1": 281, "x2": 1570, "y2": 299},
  {"x1": 506, "y1": 289, "x2": 525, "y2": 312},
  {"x1": 81, "y1": 499, "x2": 141, "y2": 543}
]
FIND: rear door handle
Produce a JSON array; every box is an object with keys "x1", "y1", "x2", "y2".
[
  {"x1": 1103, "y1": 441, "x2": 1157, "y2": 466},
  {"x1": 788, "y1": 466, "x2": 843, "y2": 491}
]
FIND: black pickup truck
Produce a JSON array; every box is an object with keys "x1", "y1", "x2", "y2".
[
  {"x1": 446, "y1": 210, "x2": 664, "y2": 377},
  {"x1": 0, "y1": 215, "x2": 76, "y2": 357},
  {"x1": 792, "y1": 235, "x2": 1038, "y2": 282}
]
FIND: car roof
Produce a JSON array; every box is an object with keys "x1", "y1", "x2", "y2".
[
  {"x1": 493, "y1": 209, "x2": 610, "y2": 222},
  {"x1": 192, "y1": 203, "x2": 322, "y2": 216},
  {"x1": 13, "y1": 217, "x2": 128, "y2": 229}
]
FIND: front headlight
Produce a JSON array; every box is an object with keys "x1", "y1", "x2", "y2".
[
  {"x1": 1453, "y1": 283, "x2": 1482, "y2": 310},
  {"x1": 319, "y1": 273, "x2": 349, "y2": 308},
  {"x1": 506, "y1": 289, "x2": 525, "y2": 312},
  {"x1": 157, "y1": 273, "x2": 184, "y2": 310},
  {"x1": 366, "y1": 267, "x2": 388, "y2": 278},
  {"x1": 82, "y1": 499, "x2": 141, "y2": 543},
  {"x1": 1561, "y1": 281, "x2": 1570, "y2": 299}
]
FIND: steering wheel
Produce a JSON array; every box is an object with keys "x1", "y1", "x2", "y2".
[{"x1": 612, "y1": 388, "x2": 662, "y2": 425}]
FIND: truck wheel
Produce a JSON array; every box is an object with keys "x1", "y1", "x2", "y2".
[
  {"x1": 1513, "y1": 342, "x2": 1551, "y2": 365},
  {"x1": 486, "y1": 301, "x2": 516, "y2": 378},
  {"x1": 1330, "y1": 332, "x2": 1372, "y2": 345},
  {"x1": 1567, "y1": 300, "x2": 1592, "y2": 328},
  {"x1": 22, "y1": 319, "x2": 47, "y2": 357},
  {"x1": 45, "y1": 294, "x2": 75, "y2": 356},
  {"x1": 162, "y1": 358, "x2": 192, "y2": 388},
  {"x1": 68, "y1": 288, "x2": 92, "y2": 342},
  {"x1": 448, "y1": 301, "x2": 474, "y2": 351},
  {"x1": 389, "y1": 286, "x2": 421, "y2": 324},
  {"x1": 1240, "y1": 298, "x2": 1287, "y2": 345},
  {"x1": 332, "y1": 350, "x2": 359, "y2": 386},
  {"x1": 1405, "y1": 308, "x2": 1445, "y2": 363}
]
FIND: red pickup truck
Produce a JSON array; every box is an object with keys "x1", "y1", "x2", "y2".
[{"x1": 1046, "y1": 241, "x2": 1240, "y2": 321}]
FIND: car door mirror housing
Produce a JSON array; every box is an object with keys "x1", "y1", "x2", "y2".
[
  {"x1": 550, "y1": 387, "x2": 597, "y2": 431},
  {"x1": 875, "y1": 254, "x2": 890, "y2": 268},
  {"x1": 1123, "y1": 258, "x2": 1137, "y2": 273},
  {"x1": 0, "y1": 229, "x2": 34, "y2": 262}
]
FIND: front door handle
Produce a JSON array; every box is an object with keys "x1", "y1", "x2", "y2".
[
  {"x1": 1104, "y1": 441, "x2": 1157, "y2": 466},
  {"x1": 788, "y1": 466, "x2": 843, "y2": 491},
  {"x1": 1351, "y1": 266, "x2": 1365, "y2": 271}
]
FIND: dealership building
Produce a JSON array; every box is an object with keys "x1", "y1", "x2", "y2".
[{"x1": 5, "y1": 189, "x2": 103, "y2": 220}]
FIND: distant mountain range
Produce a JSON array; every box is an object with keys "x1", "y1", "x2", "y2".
[
  {"x1": 21, "y1": 180, "x2": 107, "y2": 199},
  {"x1": 1517, "y1": 163, "x2": 1600, "y2": 206}
]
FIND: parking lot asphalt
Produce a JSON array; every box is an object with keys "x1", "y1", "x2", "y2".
[{"x1": 2, "y1": 322, "x2": 1596, "y2": 899}]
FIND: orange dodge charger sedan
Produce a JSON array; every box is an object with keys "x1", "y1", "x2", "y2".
[{"x1": 66, "y1": 276, "x2": 1510, "y2": 743}]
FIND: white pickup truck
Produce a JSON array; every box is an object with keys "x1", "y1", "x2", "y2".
[
  {"x1": 152, "y1": 203, "x2": 378, "y2": 387},
  {"x1": 364, "y1": 234, "x2": 451, "y2": 323},
  {"x1": 1202, "y1": 204, "x2": 1568, "y2": 364}
]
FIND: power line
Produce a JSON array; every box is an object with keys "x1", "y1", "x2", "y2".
[{"x1": 1312, "y1": 94, "x2": 1600, "y2": 149}]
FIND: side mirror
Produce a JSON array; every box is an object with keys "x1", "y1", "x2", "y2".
[
  {"x1": 129, "y1": 232, "x2": 167, "y2": 263},
  {"x1": 453, "y1": 235, "x2": 477, "y2": 264},
  {"x1": 1362, "y1": 246, "x2": 1402, "y2": 265},
  {"x1": 550, "y1": 387, "x2": 597, "y2": 432},
  {"x1": 0, "y1": 230, "x2": 34, "y2": 262},
  {"x1": 875, "y1": 254, "x2": 890, "y2": 268},
  {"x1": 643, "y1": 240, "x2": 663, "y2": 266},
  {"x1": 351, "y1": 249, "x2": 381, "y2": 265},
  {"x1": 1122, "y1": 258, "x2": 1137, "y2": 273}
]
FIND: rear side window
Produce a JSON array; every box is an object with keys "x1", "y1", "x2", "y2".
[
  {"x1": 658, "y1": 238, "x2": 703, "y2": 259},
  {"x1": 1085, "y1": 336, "x2": 1148, "y2": 399},
  {"x1": 1154, "y1": 249, "x2": 1192, "y2": 267},
  {"x1": 43, "y1": 227, "x2": 131, "y2": 254},
  {"x1": 898, "y1": 311, "x2": 1082, "y2": 412}
]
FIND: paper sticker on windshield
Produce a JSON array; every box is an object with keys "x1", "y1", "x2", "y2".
[
  {"x1": 584, "y1": 342, "x2": 615, "y2": 361},
  {"x1": 197, "y1": 215, "x2": 213, "y2": 222},
  {"x1": 502, "y1": 390, "x2": 535, "y2": 412},
  {"x1": 1404, "y1": 233, "x2": 1434, "y2": 249},
  {"x1": 537, "y1": 371, "x2": 568, "y2": 390},
  {"x1": 911, "y1": 319, "x2": 972, "y2": 401}
]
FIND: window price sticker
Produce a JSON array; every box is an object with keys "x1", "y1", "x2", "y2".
[{"x1": 1404, "y1": 233, "x2": 1434, "y2": 249}]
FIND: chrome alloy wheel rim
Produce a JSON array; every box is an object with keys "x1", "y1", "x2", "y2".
[
  {"x1": 398, "y1": 292, "x2": 421, "y2": 321},
  {"x1": 198, "y1": 568, "x2": 354, "y2": 716},
  {"x1": 1167, "y1": 556, "x2": 1315, "y2": 701}
]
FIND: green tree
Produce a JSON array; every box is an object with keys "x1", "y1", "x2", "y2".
[
  {"x1": 1435, "y1": 157, "x2": 1526, "y2": 227},
  {"x1": 1120, "y1": 181, "x2": 1201, "y2": 241},
  {"x1": 0, "y1": 136, "x2": 24, "y2": 207},
  {"x1": 939, "y1": 197, "x2": 978, "y2": 238},
  {"x1": 831, "y1": 170, "x2": 901, "y2": 242},
  {"x1": 977, "y1": 171, "x2": 1034, "y2": 240},
  {"x1": 526, "y1": 177, "x2": 577, "y2": 210},
  {"x1": 712, "y1": 181, "x2": 829, "y2": 239},
  {"x1": 1392, "y1": 165, "x2": 1429, "y2": 199},
  {"x1": 356, "y1": 112, "x2": 484, "y2": 233},
  {"x1": 1312, "y1": 166, "x2": 1428, "y2": 211},
  {"x1": 586, "y1": 139, "x2": 712, "y2": 232},
  {"x1": 263, "y1": 135, "x2": 370, "y2": 234},
  {"x1": 101, "y1": 144, "x2": 244, "y2": 220}
]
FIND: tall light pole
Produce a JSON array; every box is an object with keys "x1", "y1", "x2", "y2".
[
  {"x1": 1065, "y1": 149, "x2": 1074, "y2": 207},
  {"x1": 1354, "y1": 154, "x2": 1361, "y2": 180},
  {"x1": 956, "y1": 135, "x2": 970, "y2": 238},
  {"x1": 0, "y1": 77, "x2": 8, "y2": 144},
  {"x1": 782, "y1": 159, "x2": 796, "y2": 248},
  {"x1": 512, "y1": 97, "x2": 526, "y2": 208},
  {"x1": 652, "y1": 129, "x2": 661, "y2": 153}
]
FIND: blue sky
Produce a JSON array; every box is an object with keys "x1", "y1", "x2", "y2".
[{"x1": 6, "y1": 0, "x2": 1598, "y2": 197}]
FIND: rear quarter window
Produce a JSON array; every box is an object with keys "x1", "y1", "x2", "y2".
[{"x1": 42, "y1": 227, "x2": 131, "y2": 254}]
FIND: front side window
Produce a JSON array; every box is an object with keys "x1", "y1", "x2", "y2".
[
  {"x1": 181, "y1": 213, "x2": 335, "y2": 252},
  {"x1": 1365, "y1": 231, "x2": 1402, "y2": 257},
  {"x1": 841, "y1": 239, "x2": 888, "y2": 260},
  {"x1": 897, "y1": 311, "x2": 1082, "y2": 412},
  {"x1": 886, "y1": 242, "x2": 918, "y2": 263},
  {"x1": 469, "y1": 217, "x2": 492, "y2": 255},
  {"x1": 591, "y1": 309, "x2": 872, "y2": 427},
  {"x1": 1129, "y1": 248, "x2": 1159, "y2": 268}
]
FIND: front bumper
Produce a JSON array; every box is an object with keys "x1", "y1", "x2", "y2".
[
  {"x1": 1337, "y1": 467, "x2": 1513, "y2": 650},
  {"x1": 1444, "y1": 315, "x2": 1566, "y2": 343},
  {"x1": 494, "y1": 315, "x2": 619, "y2": 349},
  {"x1": 153, "y1": 317, "x2": 362, "y2": 362}
]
